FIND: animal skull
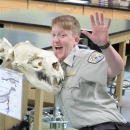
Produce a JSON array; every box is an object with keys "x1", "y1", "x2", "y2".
[
  {"x1": 0, "y1": 37, "x2": 13, "y2": 67},
  {"x1": 10, "y1": 41, "x2": 64, "y2": 94}
]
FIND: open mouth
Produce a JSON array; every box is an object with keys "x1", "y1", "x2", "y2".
[
  {"x1": 35, "y1": 72, "x2": 62, "y2": 86},
  {"x1": 55, "y1": 46, "x2": 62, "y2": 51}
]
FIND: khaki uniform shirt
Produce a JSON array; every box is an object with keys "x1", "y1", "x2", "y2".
[{"x1": 57, "y1": 45, "x2": 126, "y2": 129}]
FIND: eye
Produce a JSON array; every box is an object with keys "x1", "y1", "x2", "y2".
[
  {"x1": 51, "y1": 34, "x2": 55, "y2": 37},
  {"x1": 60, "y1": 34, "x2": 66, "y2": 38}
]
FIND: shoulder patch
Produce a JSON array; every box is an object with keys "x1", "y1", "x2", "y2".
[{"x1": 88, "y1": 51, "x2": 104, "y2": 64}]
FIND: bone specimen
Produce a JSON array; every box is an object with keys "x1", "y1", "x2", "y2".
[
  {"x1": 0, "y1": 37, "x2": 13, "y2": 67},
  {"x1": 0, "y1": 38, "x2": 64, "y2": 94}
]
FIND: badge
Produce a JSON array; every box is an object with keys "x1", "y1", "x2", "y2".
[
  {"x1": 67, "y1": 72, "x2": 76, "y2": 77},
  {"x1": 88, "y1": 51, "x2": 104, "y2": 63}
]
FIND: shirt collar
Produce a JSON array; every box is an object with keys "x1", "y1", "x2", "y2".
[{"x1": 62, "y1": 45, "x2": 79, "y2": 67}]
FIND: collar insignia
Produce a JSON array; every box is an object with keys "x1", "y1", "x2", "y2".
[
  {"x1": 67, "y1": 72, "x2": 76, "y2": 77},
  {"x1": 88, "y1": 51, "x2": 104, "y2": 64}
]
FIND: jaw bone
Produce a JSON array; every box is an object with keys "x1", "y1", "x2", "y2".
[{"x1": 19, "y1": 67, "x2": 63, "y2": 94}]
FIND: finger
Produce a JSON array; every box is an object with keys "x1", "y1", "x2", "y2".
[
  {"x1": 100, "y1": 12, "x2": 104, "y2": 26},
  {"x1": 95, "y1": 11, "x2": 101, "y2": 26},
  {"x1": 107, "y1": 19, "x2": 111, "y2": 29},
  {"x1": 90, "y1": 14, "x2": 96, "y2": 27}
]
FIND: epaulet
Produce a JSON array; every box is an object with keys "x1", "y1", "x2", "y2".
[
  {"x1": 75, "y1": 49, "x2": 92, "y2": 57},
  {"x1": 88, "y1": 51, "x2": 104, "y2": 64}
]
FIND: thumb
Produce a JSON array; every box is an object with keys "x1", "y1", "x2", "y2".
[{"x1": 81, "y1": 31, "x2": 91, "y2": 39}]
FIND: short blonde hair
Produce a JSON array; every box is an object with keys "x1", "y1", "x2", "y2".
[{"x1": 51, "y1": 15, "x2": 81, "y2": 37}]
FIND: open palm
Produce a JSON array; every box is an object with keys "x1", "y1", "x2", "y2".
[{"x1": 82, "y1": 12, "x2": 111, "y2": 46}]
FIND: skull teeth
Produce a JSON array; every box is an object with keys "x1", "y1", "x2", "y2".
[{"x1": 36, "y1": 72, "x2": 62, "y2": 86}]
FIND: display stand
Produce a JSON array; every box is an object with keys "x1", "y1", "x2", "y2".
[
  {"x1": 30, "y1": 91, "x2": 68, "y2": 130},
  {"x1": 33, "y1": 89, "x2": 44, "y2": 130}
]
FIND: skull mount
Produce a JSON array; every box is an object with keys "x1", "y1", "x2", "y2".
[{"x1": 0, "y1": 38, "x2": 64, "y2": 94}]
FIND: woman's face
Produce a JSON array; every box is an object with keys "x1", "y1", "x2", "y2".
[{"x1": 51, "y1": 25, "x2": 79, "y2": 61}]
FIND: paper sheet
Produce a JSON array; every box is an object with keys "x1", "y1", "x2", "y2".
[{"x1": 0, "y1": 67, "x2": 23, "y2": 120}]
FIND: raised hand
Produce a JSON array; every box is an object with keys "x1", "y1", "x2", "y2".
[{"x1": 82, "y1": 11, "x2": 111, "y2": 46}]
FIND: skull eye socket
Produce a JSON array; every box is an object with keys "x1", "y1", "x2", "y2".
[
  {"x1": 0, "y1": 48, "x2": 4, "y2": 53},
  {"x1": 0, "y1": 59, "x2": 3, "y2": 65},
  {"x1": 38, "y1": 62, "x2": 42, "y2": 66},
  {"x1": 52, "y1": 62, "x2": 59, "y2": 71},
  {"x1": 30, "y1": 58, "x2": 43, "y2": 69}
]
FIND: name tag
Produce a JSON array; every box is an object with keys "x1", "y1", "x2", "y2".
[{"x1": 67, "y1": 72, "x2": 76, "y2": 77}]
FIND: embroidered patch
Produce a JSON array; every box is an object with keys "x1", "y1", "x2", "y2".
[{"x1": 88, "y1": 51, "x2": 104, "y2": 63}]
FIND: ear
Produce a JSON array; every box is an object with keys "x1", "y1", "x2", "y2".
[{"x1": 74, "y1": 36, "x2": 80, "y2": 45}]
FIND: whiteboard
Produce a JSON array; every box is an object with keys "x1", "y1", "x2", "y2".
[{"x1": 0, "y1": 67, "x2": 23, "y2": 120}]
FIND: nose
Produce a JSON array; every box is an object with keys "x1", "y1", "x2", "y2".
[{"x1": 53, "y1": 36, "x2": 60, "y2": 42}]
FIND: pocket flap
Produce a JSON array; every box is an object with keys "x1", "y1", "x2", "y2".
[{"x1": 62, "y1": 78, "x2": 79, "y2": 89}]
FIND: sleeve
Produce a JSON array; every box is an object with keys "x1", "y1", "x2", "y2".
[{"x1": 80, "y1": 51, "x2": 109, "y2": 86}]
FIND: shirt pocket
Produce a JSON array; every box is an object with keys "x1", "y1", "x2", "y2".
[{"x1": 62, "y1": 78, "x2": 83, "y2": 106}]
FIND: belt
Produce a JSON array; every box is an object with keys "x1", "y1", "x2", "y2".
[{"x1": 79, "y1": 122, "x2": 130, "y2": 130}]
